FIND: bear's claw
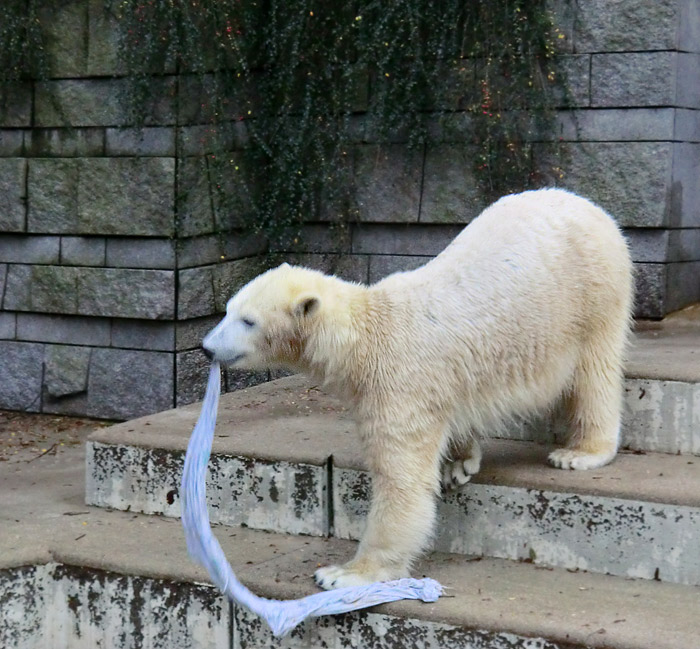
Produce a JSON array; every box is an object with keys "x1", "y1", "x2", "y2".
[
  {"x1": 442, "y1": 456, "x2": 481, "y2": 491},
  {"x1": 548, "y1": 448, "x2": 616, "y2": 471},
  {"x1": 314, "y1": 565, "x2": 377, "y2": 590}
]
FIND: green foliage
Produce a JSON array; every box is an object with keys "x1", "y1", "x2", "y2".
[
  {"x1": 0, "y1": 0, "x2": 565, "y2": 244},
  {"x1": 0, "y1": 0, "x2": 48, "y2": 115},
  {"x1": 0, "y1": 1, "x2": 47, "y2": 81},
  {"x1": 109, "y1": 0, "x2": 564, "y2": 243}
]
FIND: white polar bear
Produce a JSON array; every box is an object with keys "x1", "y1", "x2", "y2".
[{"x1": 203, "y1": 188, "x2": 634, "y2": 590}]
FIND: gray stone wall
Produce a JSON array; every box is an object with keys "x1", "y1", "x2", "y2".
[
  {"x1": 1, "y1": 0, "x2": 699, "y2": 418},
  {"x1": 0, "y1": 1, "x2": 270, "y2": 418}
]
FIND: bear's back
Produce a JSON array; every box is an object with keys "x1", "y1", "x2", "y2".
[
  {"x1": 380, "y1": 188, "x2": 628, "y2": 294},
  {"x1": 371, "y1": 187, "x2": 632, "y2": 347}
]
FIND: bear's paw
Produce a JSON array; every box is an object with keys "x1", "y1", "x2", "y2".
[
  {"x1": 548, "y1": 448, "x2": 616, "y2": 471},
  {"x1": 442, "y1": 456, "x2": 481, "y2": 491},
  {"x1": 314, "y1": 564, "x2": 408, "y2": 590}
]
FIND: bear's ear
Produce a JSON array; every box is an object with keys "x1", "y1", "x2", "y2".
[{"x1": 292, "y1": 293, "x2": 321, "y2": 318}]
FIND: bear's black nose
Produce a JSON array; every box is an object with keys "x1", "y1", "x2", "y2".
[{"x1": 202, "y1": 345, "x2": 214, "y2": 360}]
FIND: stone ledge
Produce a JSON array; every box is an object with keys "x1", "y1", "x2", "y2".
[
  {"x1": 0, "y1": 509, "x2": 697, "y2": 649},
  {"x1": 105, "y1": 127, "x2": 176, "y2": 157},
  {"x1": 0, "y1": 83, "x2": 32, "y2": 128},
  {"x1": 2, "y1": 264, "x2": 175, "y2": 320},
  {"x1": 574, "y1": 0, "x2": 683, "y2": 53},
  {"x1": 84, "y1": 352, "x2": 700, "y2": 570},
  {"x1": 88, "y1": 425, "x2": 700, "y2": 559},
  {"x1": 627, "y1": 329, "x2": 700, "y2": 383},
  {"x1": 27, "y1": 157, "x2": 175, "y2": 236},
  {"x1": 591, "y1": 52, "x2": 700, "y2": 109},
  {"x1": 0, "y1": 536, "x2": 696, "y2": 649},
  {"x1": 60, "y1": 236, "x2": 106, "y2": 266},
  {"x1": 16, "y1": 313, "x2": 111, "y2": 347},
  {"x1": 35, "y1": 78, "x2": 176, "y2": 128},
  {"x1": 635, "y1": 261, "x2": 700, "y2": 319},
  {"x1": 0, "y1": 130, "x2": 24, "y2": 157},
  {"x1": 105, "y1": 238, "x2": 176, "y2": 270},
  {"x1": 0, "y1": 158, "x2": 27, "y2": 232},
  {"x1": 535, "y1": 141, "x2": 673, "y2": 228},
  {"x1": 0, "y1": 563, "x2": 229, "y2": 649},
  {"x1": 87, "y1": 442, "x2": 329, "y2": 536},
  {"x1": 0, "y1": 235, "x2": 60, "y2": 264},
  {"x1": 333, "y1": 460, "x2": 700, "y2": 586},
  {"x1": 2, "y1": 524, "x2": 699, "y2": 649},
  {"x1": 25, "y1": 128, "x2": 105, "y2": 158}
]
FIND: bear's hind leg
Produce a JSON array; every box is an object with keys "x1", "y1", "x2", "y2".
[
  {"x1": 442, "y1": 436, "x2": 482, "y2": 491},
  {"x1": 548, "y1": 342, "x2": 623, "y2": 471}
]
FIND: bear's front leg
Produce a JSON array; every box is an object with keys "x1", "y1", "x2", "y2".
[{"x1": 315, "y1": 436, "x2": 442, "y2": 590}]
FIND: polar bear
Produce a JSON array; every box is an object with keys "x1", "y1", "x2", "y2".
[{"x1": 202, "y1": 188, "x2": 634, "y2": 590}]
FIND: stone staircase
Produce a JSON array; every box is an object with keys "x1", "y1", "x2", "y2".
[{"x1": 3, "y1": 325, "x2": 700, "y2": 648}]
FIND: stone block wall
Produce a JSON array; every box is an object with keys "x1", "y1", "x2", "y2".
[
  {"x1": 1, "y1": 0, "x2": 699, "y2": 419},
  {"x1": 282, "y1": 0, "x2": 700, "y2": 320},
  {"x1": 0, "y1": 1, "x2": 270, "y2": 418}
]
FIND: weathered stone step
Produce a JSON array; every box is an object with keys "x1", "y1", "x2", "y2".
[
  {"x1": 2, "y1": 512, "x2": 698, "y2": 649},
  {"x1": 86, "y1": 375, "x2": 700, "y2": 586},
  {"x1": 87, "y1": 377, "x2": 357, "y2": 536},
  {"x1": 333, "y1": 440, "x2": 700, "y2": 587}
]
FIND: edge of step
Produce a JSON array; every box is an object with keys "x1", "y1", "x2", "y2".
[
  {"x1": 2, "y1": 510, "x2": 697, "y2": 649},
  {"x1": 625, "y1": 330, "x2": 700, "y2": 383},
  {"x1": 88, "y1": 375, "x2": 356, "y2": 466},
  {"x1": 89, "y1": 398, "x2": 700, "y2": 510},
  {"x1": 334, "y1": 438, "x2": 700, "y2": 509}
]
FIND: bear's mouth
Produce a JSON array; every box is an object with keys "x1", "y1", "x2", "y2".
[{"x1": 228, "y1": 353, "x2": 246, "y2": 365}]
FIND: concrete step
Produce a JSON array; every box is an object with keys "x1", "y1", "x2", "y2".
[
  {"x1": 86, "y1": 376, "x2": 700, "y2": 586},
  {"x1": 87, "y1": 377, "x2": 354, "y2": 536},
  {"x1": 333, "y1": 440, "x2": 700, "y2": 587},
  {"x1": 2, "y1": 510, "x2": 698, "y2": 649}
]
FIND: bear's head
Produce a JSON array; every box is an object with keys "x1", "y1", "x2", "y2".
[{"x1": 202, "y1": 263, "x2": 325, "y2": 371}]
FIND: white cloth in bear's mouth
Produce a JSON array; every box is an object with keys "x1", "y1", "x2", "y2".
[{"x1": 180, "y1": 362, "x2": 444, "y2": 637}]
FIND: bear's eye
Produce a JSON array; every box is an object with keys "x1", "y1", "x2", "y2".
[{"x1": 241, "y1": 317, "x2": 256, "y2": 328}]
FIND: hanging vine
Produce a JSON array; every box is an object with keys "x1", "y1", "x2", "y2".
[
  {"x1": 0, "y1": 0, "x2": 48, "y2": 118},
  {"x1": 0, "y1": 0, "x2": 566, "y2": 245}
]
